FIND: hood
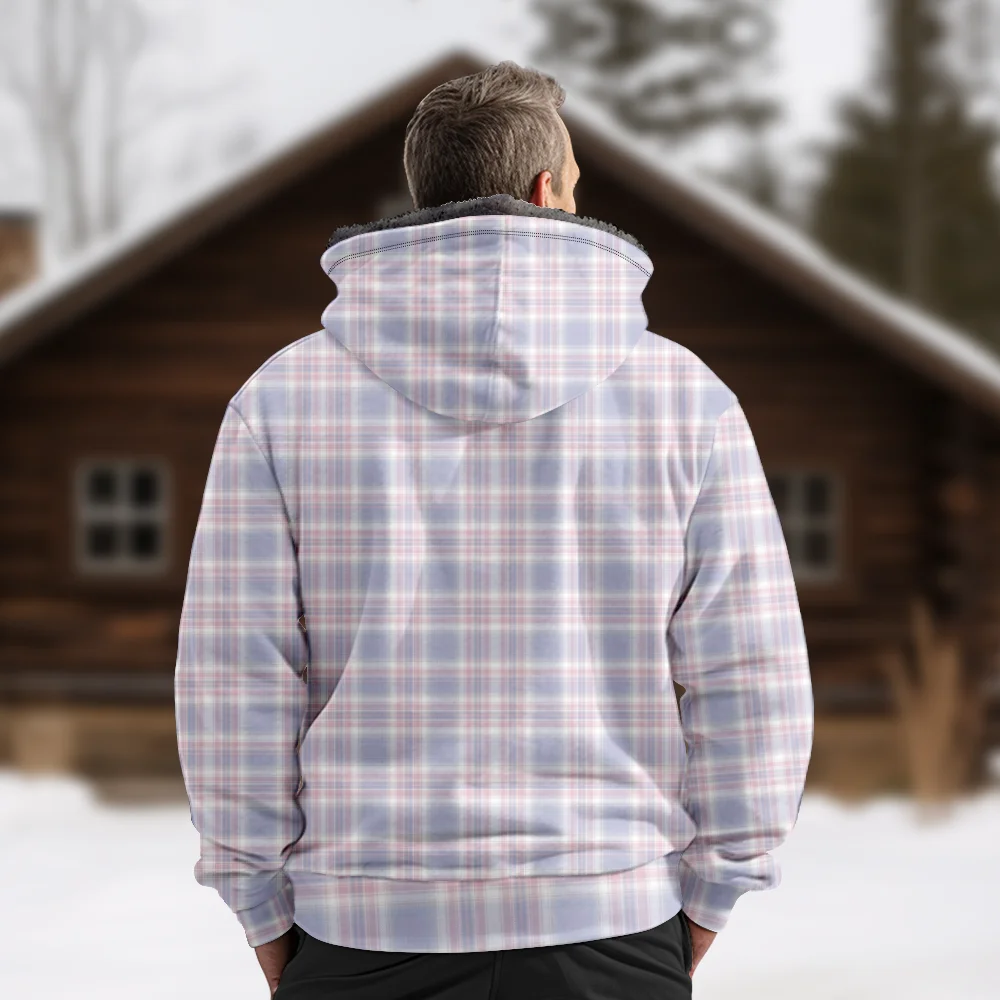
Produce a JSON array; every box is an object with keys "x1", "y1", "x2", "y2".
[{"x1": 320, "y1": 193, "x2": 654, "y2": 425}]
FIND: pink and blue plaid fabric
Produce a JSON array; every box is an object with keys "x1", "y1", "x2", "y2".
[{"x1": 175, "y1": 199, "x2": 814, "y2": 951}]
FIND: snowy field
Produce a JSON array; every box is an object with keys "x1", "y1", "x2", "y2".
[{"x1": 1, "y1": 763, "x2": 998, "y2": 1000}]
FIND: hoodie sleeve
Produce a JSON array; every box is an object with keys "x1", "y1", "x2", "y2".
[
  {"x1": 668, "y1": 399, "x2": 814, "y2": 934},
  {"x1": 174, "y1": 402, "x2": 309, "y2": 948}
]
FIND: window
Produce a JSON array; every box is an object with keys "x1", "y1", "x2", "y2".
[
  {"x1": 74, "y1": 458, "x2": 171, "y2": 576},
  {"x1": 765, "y1": 469, "x2": 841, "y2": 583}
]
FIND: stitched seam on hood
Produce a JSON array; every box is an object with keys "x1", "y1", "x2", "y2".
[{"x1": 479, "y1": 220, "x2": 506, "y2": 424}]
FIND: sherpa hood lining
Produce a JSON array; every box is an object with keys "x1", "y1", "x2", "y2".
[{"x1": 325, "y1": 192, "x2": 647, "y2": 257}]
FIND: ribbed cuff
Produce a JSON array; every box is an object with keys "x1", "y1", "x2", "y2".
[
  {"x1": 678, "y1": 863, "x2": 746, "y2": 933},
  {"x1": 237, "y1": 871, "x2": 296, "y2": 948}
]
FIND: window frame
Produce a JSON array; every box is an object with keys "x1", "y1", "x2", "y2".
[
  {"x1": 72, "y1": 456, "x2": 173, "y2": 578},
  {"x1": 766, "y1": 466, "x2": 842, "y2": 583},
  {"x1": 762, "y1": 461, "x2": 857, "y2": 602}
]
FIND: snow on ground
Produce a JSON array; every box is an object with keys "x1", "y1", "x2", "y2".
[{"x1": 1, "y1": 764, "x2": 998, "y2": 1000}]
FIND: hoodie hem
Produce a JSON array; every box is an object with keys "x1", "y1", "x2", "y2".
[{"x1": 285, "y1": 852, "x2": 685, "y2": 953}]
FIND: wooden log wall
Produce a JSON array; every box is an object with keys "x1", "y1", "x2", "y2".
[{"x1": 0, "y1": 115, "x2": 996, "y2": 747}]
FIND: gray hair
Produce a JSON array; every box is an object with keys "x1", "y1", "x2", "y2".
[{"x1": 403, "y1": 60, "x2": 568, "y2": 210}]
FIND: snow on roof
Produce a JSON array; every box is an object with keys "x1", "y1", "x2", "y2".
[{"x1": 3, "y1": 44, "x2": 1000, "y2": 421}]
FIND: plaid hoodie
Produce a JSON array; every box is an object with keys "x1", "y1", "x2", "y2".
[{"x1": 175, "y1": 194, "x2": 814, "y2": 951}]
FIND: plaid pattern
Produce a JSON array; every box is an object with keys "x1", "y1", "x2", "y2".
[{"x1": 175, "y1": 208, "x2": 814, "y2": 951}]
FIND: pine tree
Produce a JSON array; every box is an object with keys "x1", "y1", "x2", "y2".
[{"x1": 809, "y1": 0, "x2": 1000, "y2": 350}]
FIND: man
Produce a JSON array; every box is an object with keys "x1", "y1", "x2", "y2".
[{"x1": 175, "y1": 60, "x2": 814, "y2": 998}]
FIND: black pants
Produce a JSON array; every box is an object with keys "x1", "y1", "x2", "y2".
[{"x1": 272, "y1": 909, "x2": 693, "y2": 999}]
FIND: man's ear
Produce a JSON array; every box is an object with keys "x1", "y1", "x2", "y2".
[{"x1": 529, "y1": 168, "x2": 556, "y2": 207}]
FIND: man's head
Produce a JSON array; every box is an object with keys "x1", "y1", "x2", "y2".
[{"x1": 403, "y1": 60, "x2": 580, "y2": 213}]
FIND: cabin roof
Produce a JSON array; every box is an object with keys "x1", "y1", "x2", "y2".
[{"x1": 3, "y1": 46, "x2": 1000, "y2": 420}]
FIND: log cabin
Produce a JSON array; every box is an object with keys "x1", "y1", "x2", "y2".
[{"x1": 1, "y1": 49, "x2": 999, "y2": 797}]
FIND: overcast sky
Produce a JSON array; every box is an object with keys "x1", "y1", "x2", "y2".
[{"x1": 0, "y1": 0, "x2": 874, "y2": 226}]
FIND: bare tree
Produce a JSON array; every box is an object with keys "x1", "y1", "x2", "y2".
[
  {"x1": 529, "y1": 0, "x2": 784, "y2": 210},
  {"x1": 0, "y1": 0, "x2": 260, "y2": 263}
]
